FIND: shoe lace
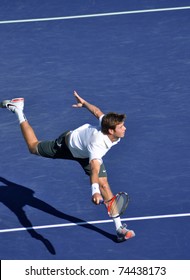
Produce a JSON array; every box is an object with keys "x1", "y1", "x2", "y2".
[{"x1": 121, "y1": 223, "x2": 127, "y2": 230}]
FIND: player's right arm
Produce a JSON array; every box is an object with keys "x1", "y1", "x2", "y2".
[
  {"x1": 90, "y1": 159, "x2": 103, "y2": 204},
  {"x1": 72, "y1": 91, "x2": 104, "y2": 119}
]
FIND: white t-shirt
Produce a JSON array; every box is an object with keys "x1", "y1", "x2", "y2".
[{"x1": 68, "y1": 116, "x2": 120, "y2": 163}]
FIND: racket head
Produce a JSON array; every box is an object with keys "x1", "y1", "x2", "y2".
[{"x1": 105, "y1": 192, "x2": 129, "y2": 218}]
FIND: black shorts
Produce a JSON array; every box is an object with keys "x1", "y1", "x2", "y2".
[{"x1": 37, "y1": 131, "x2": 107, "y2": 177}]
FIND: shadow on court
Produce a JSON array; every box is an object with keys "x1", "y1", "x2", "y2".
[{"x1": 0, "y1": 177, "x2": 116, "y2": 255}]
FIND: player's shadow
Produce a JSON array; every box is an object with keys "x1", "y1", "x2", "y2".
[{"x1": 0, "y1": 177, "x2": 116, "y2": 255}]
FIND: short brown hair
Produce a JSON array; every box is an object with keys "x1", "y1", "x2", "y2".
[{"x1": 101, "y1": 112, "x2": 126, "y2": 134}]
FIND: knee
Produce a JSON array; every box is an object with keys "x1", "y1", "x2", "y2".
[
  {"x1": 28, "y1": 142, "x2": 39, "y2": 155},
  {"x1": 99, "y1": 177, "x2": 109, "y2": 188},
  {"x1": 99, "y1": 177, "x2": 111, "y2": 193},
  {"x1": 99, "y1": 177, "x2": 113, "y2": 201},
  {"x1": 28, "y1": 147, "x2": 36, "y2": 154}
]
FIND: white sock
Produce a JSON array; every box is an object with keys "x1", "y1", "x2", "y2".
[
  {"x1": 15, "y1": 109, "x2": 27, "y2": 124},
  {"x1": 113, "y1": 216, "x2": 122, "y2": 231}
]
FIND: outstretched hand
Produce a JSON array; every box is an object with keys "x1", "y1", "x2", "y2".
[
  {"x1": 72, "y1": 90, "x2": 104, "y2": 119},
  {"x1": 72, "y1": 91, "x2": 86, "y2": 108}
]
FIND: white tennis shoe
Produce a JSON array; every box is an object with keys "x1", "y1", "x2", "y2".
[
  {"x1": 117, "y1": 224, "x2": 135, "y2": 242},
  {"x1": 0, "y1": 98, "x2": 24, "y2": 112}
]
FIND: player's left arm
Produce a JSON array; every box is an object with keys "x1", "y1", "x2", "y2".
[{"x1": 72, "y1": 91, "x2": 104, "y2": 119}]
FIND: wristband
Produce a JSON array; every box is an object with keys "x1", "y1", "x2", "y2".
[{"x1": 91, "y1": 183, "x2": 101, "y2": 195}]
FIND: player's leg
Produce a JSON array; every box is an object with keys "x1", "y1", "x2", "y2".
[
  {"x1": 0, "y1": 97, "x2": 40, "y2": 155},
  {"x1": 0, "y1": 97, "x2": 75, "y2": 159},
  {"x1": 98, "y1": 168, "x2": 135, "y2": 242},
  {"x1": 20, "y1": 121, "x2": 40, "y2": 155},
  {"x1": 97, "y1": 164, "x2": 113, "y2": 201},
  {"x1": 98, "y1": 177, "x2": 113, "y2": 201}
]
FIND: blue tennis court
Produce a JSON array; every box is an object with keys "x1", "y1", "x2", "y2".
[{"x1": 0, "y1": 0, "x2": 190, "y2": 260}]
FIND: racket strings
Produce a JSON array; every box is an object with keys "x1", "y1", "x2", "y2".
[
  {"x1": 106, "y1": 193, "x2": 129, "y2": 218},
  {"x1": 106, "y1": 196, "x2": 119, "y2": 217}
]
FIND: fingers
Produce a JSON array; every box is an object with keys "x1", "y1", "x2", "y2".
[
  {"x1": 72, "y1": 90, "x2": 85, "y2": 108},
  {"x1": 72, "y1": 90, "x2": 81, "y2": 107},
  {"x1": 73, "y1": 90, "x2": 78, "y2": 97},
  {"x1": 92, "y1": 197, "x2": 98, "y2": 204}
]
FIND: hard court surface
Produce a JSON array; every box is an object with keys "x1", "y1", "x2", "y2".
[{"x1": 0, "y1": 0, "x2": 190, "y2": 260}]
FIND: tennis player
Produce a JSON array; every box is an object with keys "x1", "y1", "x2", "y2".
[{"x1": 1, "y1": 91, "x2": 135, "y2": 242}]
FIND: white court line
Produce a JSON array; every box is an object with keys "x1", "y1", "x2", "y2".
[
  {"x1": 0, "y1": 6, "x2": 190, "y2": 25},
  {"x1": 0, "y1": 212, "x2": 189, "y2": 233}
]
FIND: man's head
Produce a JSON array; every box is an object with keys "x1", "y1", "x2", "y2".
[{"x1": 101, "y1": 112, "x2": 126, "y2": 140}]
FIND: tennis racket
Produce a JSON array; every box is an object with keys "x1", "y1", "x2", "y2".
[{"x1": 101, "y1": 192, "x2": 129, "y2": 218}]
